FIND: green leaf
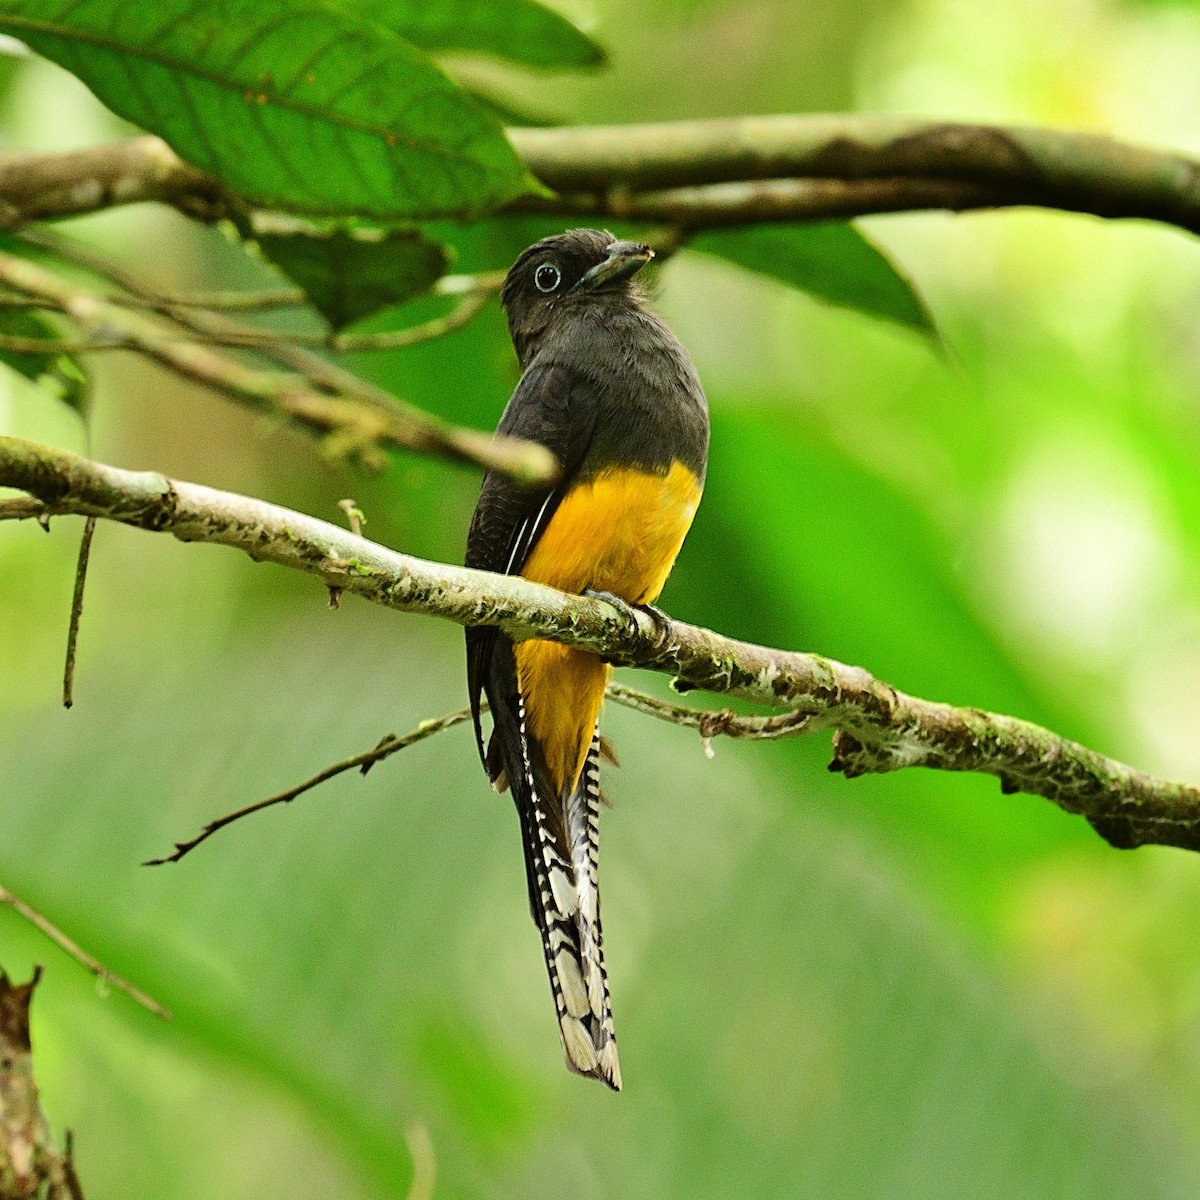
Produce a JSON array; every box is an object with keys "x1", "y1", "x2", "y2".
[
  {"x1": 254, "y1": 226, "x2": 450, "y2": 330},
  {"x1": 0, "y1": 307, "x2": 88, "y2": 411},
  {"x1": 691, "y1": 221, "x2": 937, "y2": 337},
  {"x1": 0, "y1": 0, "x2": 537, "y2": 220},
  {"x1": 332, "y1": 0, "x2": 605, "y2": 69}
]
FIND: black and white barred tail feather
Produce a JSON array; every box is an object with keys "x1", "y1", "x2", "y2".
[
  {"x1": 564, "y1": 732, "x2": 620, "y2": 1086},
  {"x1": 512, "y1": 698, "x2": 621, "y2": 1090}
]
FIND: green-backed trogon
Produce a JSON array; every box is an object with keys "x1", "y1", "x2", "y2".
[{"x1": 466, "y1": 229, "x2": 709, "y2": 1089}]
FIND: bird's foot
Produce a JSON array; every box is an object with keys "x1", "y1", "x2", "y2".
[{"x1": 583, "y1": 589, "x2": 672, "y2": 645}]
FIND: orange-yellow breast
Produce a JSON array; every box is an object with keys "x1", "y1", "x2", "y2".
[{"x1": 515, "y1": 462, "x2": 702, "y2": 797}]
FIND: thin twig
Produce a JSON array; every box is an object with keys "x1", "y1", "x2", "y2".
[
  {"x1": 146, "y1": 684, "x2": 815, "y2": 863},
  {"x1": 117, "y1": 287, "x2": 307, "y2": 312},
  {"x1": 0, "y1": 243, "x2": 555, "y2": 483},
  {"x1": 18, "y1": 227, "x2": 501, "y2": 346},
  {"x1": 61, "y1": 1130, "x2": 86, "y2": 1200},
  {"x1": 0, "y1": 496, "x2": 47, "y2": 521},
  {"x1": 144, "y1": 708, "x2": 474, "y2": 864},
  {"x1": 0, "y1": 884, "x2": 171, "y2": 1019},
  {"x1": 337, "y1": 497, "x2": 365, "y2": 537},
  {"x1": 147, "y1": 674, "x2": 804, "y2": 862},
  {"x1": 0, "y1": 331, "x2": 124, "y2": 354},
  {"x1": 0, "y1": 279, "x2": 500, "y2": 354},
  {"x1": 15, "y1": 231, "x2": 544, "y2": 480},
  {"x1": 606, "y1": 681, "x2": 812, "y2": 756},
  {"x1": 61, "y1": 516, "x2": 94, "y2": 709},
  {"x1": 333, "y1": 284, "x2": 497, "y2": 352}
]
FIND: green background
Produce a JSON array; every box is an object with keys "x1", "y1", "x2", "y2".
[{"x1": 4, "y1": 0, "x2": 1200, "y2": 1195}]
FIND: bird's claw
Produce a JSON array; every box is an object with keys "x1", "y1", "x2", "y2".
[{"x1": 583, "y1": 588, "x2": 671, "y2": 645}]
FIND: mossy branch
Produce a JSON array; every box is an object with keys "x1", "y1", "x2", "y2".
[{"x1": 2, "y1": 433, "x2": 1197, "y2": 854}]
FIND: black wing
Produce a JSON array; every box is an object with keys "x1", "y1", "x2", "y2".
[{"x1": 465, "y1": 360, "x2": 599, "y2": 772}]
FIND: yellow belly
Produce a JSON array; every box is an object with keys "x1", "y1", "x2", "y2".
[{"x1": 515, "y1": 462, "x2": 702, "y2": 796}]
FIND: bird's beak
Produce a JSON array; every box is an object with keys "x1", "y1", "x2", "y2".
[{"x1": 577, "y1": 241, "x2": 654, "y2": 289}]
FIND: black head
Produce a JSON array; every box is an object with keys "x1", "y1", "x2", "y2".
[{"x1": 501, "y1": 228, "x2": 654, "y2": 364}]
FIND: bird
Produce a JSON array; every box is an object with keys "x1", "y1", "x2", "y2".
[{"x1": 465, "y1": 229, "x2": 709, "y2": 1090}]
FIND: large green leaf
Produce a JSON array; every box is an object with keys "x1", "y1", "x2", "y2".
[
  {"x1": 0, "y1": 0, "x2": 537, "y2": 219},
  {"x1": 254, "y1": 226, "x2": 450, "y2": 330},
  {"x1": 691, "y1": 221, "x2": 937, "y2": 337},
  {"x1": 334, "y1": 0, "x2": 605, "y2": 69},
  {"x1": 0, "y1": 307, "x2": 88, "y2": 412}
]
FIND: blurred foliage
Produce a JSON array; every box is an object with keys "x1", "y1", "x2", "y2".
[
  {"x1": 250, "y1": 225, "x2": 450, "y2": 331},
  {"x1": 0, "y1": 305, "x2": 87, "y2": 411},
  {"x1": 3, "y1": 0, "x2": 1200, "y2": 1197},
  {"x1": 691, "y1": 221, "x2": 937, "y2": 336}
]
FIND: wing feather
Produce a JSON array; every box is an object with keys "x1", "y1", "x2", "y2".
[{"x1": 465, "y1": 361, "x2": 598, "y2": 774}]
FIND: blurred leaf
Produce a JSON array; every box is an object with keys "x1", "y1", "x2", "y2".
[
  {"x1": 254, "y1": 227, "x2": 449, "y2": 330},
  {"x1": 0, "y1": 0, "x2": 537, "y2": 219},
  {"x1": 0, "y1": 307, "x2": 88, "y2": 412},
  {"x1": 679, "y1": 407, "x2": 1084, "y2": 923},
  {"x1": 0, "y1": 614, "x2": 1193, "y2": 1198},
  {"x1": 690, "y1": 221, "x2": 937, "y2": 337},
  {"x1": 333, "y1": 0, "x2": 605, "y2": 69},
  {"x1": 457, "y1": 82, "x2": 562, "y2": 128}
]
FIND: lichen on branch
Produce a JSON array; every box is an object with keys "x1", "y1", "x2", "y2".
[{"x1": 2, "y1": 433, "x2": 1198, "y2": 854}]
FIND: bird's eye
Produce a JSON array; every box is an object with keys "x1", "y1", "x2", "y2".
[{"x1": 534, "y1": 262, "x2": 561, "y2": 293}]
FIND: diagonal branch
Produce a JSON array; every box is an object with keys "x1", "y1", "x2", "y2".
[
  {"x1": 0, "y1": 245, "x2": 555, "y2": 483},
  {"x1": 1, "y1": 432, "x2": 1197, "y2": 853},
  {"x1": 144, "y1": 708, "x2": 475, "y2": 864},
  {"x1": 0, "y1": 884, "x2": 170, "y2": 1019},
  {"x1": 147, "y1": 683, "x2": 813, "y2": 863},
  {"x1": 3, "y1": 117, "x2": 1200, "y2": 235}
]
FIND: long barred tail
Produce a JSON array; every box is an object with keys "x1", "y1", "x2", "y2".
[{"x1": 514, "y1": 701, "x2": 621, "y2": 1090}]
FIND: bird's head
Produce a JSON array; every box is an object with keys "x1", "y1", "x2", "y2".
[{"x1": 501, "y1": 228, "x2": 654, "y2": 364}]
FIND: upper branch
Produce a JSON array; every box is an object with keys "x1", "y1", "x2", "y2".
[
  {"x1": 509, "y1": 116, "x2": 1200, "y2": 232},
  {"x1": 3, "y1": 116, "x2": 1200, "y2": 235},
  {"x1": 2, "y1": 432, "x2": 1197, "y2": 854}
]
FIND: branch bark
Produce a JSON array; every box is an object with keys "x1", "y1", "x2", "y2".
[
  {"x1": 0, "y1": 969, "x2": 85, "y2": 1199},
  {"x1": 2, "y1": 432, "x2": 1197, "y2": 854},
  {"x1": 2, "y1": 117, "x2": 1200, "y2": 235}
]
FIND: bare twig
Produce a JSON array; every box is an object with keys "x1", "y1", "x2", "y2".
[
  {"x1": 0, "y1": 497, "x2": 47, "y2": 522},
  {"x1": 0, "y1": 278, "x2": 501, "y2": 354},
  {"x1": 606, "y1": 680, "x2": 813, "y2": 757},
  {"x1": 328, "y1": 282, "x2": 498, "y2": 352},
  {"x1": 0, "y1": 884, "x2": 171, "y2": 1019},
  {"x1": 61, "y1": 516, "x2": 94, "y2": 709},
  {"x1": 0, "y1": 246, "x2": 555, "y2": 483},
  {"x1": 0, "y1": 331, "x2": 121, "y2": 354},
  {"x1": 13, "y1": 231, "x2": 542, "y2": 480},
  {"x1": 144, "y1": 708, "x2": 474, "y2": 864},
  {"x1": 147, "y1": 681, "x2": 815, "y2": 863},
  {"x1": 4, "y1": 434, "x2": 1197, "y2": 855},
  {"x1": 115, "y1": 287, "x2": 307, "y2": 312},
  {"x1": 60, "y1": 1130, "x2": 85, "y2": 1200},
  {"x1": 0, "y1": 298, "x2": 499, "y2": 354},
  {"x1": 337, "y1": 498, "x2": 365, "y2": 537},
  {"x1": 605, "y1": 680, "x2": 812, "y2": 741}
]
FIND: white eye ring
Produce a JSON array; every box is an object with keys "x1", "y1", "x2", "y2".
[{"x1": 534, "y1": 262, "x2": 561, "y2": 293}]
